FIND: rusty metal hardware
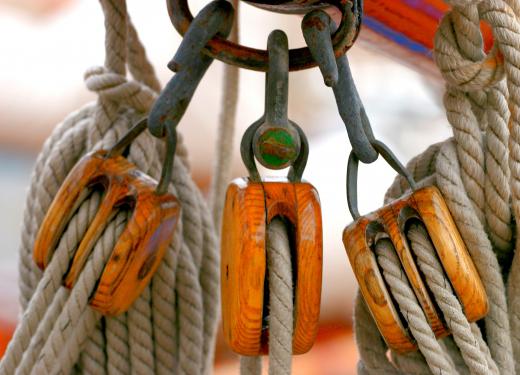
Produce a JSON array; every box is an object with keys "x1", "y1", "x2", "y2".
[
  {"x1": 253, "y1": 31, "x2": 301, "y2": 171},
  {"x1": 240, "y1": 30, "x2": 309, "y2": 182},
  {"x1": 167, "y1": 0, "x2": 362, "y2": 71},
  {"x1": 221, "y1": 29, "x2": 322, "y2": 356},
  {"x1": 243, "y1": 0, "x2": 329, "y2": 14},
  {"x1": 33, "y1": 120, "x2": 181, "y2": 316},
  {"x1": 303, "y1": 9, "x2": 378, "y2": 164},
  {"x1": 148, "y1": 0, "x2": 234, "y2": 188}
]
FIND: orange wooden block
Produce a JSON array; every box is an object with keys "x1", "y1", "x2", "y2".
[
  {"x1": 33, "y1": 150, "x2": 180, "y2": 316},
  {"x1": 343, "y1": 186, "x2": 487, "y2": 353},
  {"x1": 221, "y1": 177, "x2": 323, "y2": 356}
]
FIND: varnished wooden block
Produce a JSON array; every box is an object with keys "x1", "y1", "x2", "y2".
[
  {"x1": 33, "y1": 150, "x2": 180, "y2": 316},
  {"x1": 343, "y1": 186, "x2": 487, "y2": 353},
  {"x1": 221, "y1": 177, "x2": 322, "y2": 356}
]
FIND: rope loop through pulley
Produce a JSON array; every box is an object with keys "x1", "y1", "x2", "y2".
[
  {"x1": 221, "y1": 30, "x2": 323, "y2": 361},
  {"x1": 31, "y1": 0, "x2": 235, "y2": 317},
  {"x1": 0, "y1": 0, "x2": 226, "y2": 372},
  {"x1": 32, "y1": 118, "x2": 181, "y2": 316},
  {"x1": 301, "y1": 5, "x2": 492, "y2": 361}
]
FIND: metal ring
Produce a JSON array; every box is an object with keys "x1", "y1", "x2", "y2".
[
  {"x1": 166, "y1": 0, "x2": 362, "y2": 71},
  {"x1": 244, "y1": 0, "x2": 330, "y2": 14},
  {"x1": 347, "y1": 140, "x2": 416, "y2": 220}
]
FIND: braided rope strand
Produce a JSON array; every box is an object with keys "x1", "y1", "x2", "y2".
[
  {"x1": 375, "y1": 239, "x2": 457, "y2": 375},
  {"x1": 408, "y1": 223, "x2": 498, "y2": 375}
]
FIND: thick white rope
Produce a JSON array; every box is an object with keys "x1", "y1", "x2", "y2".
[
  {"x1": 240, "y1": 357, "x2": 263, "y2": 375},
  {"x1": 265, "y1": 218, "x2": 294, "y2": 375},
  {"x1": 375, "y1": 238, "x2": 458, "y2": 375},
  {"x1": 209, "y1": 0, "x2": 240, "y2": 230},
  {"x1": 1, "y1": 0, "x2": 219, "y2": 374},
  {"x1": 477, "y1": 3, "x2": 520, "y2": 372},
  {"x1": 484, "y1": 82, "x2": 513, "y2": 261},
  {"x1": 354, "y1": 0, "x2": 520, "y2": 373},
  {"x1": 407, "y1": 223, "x2": 498, "y2": 375},
  {"x1": 238, "y1": 218, "x2": 294, "y2": 375}
]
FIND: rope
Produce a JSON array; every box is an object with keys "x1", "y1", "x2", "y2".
[
  {"x1": 209, "y1": 0, "x2": 241, "y2": 230},
  {"x1": 266, "y1": 218, "x2": 294, "y2": 375},
  {"x1": 238, "y1": 218, "x2": 294, "y2": 375},
  {"x1": 375, "y1": 238, "x2": 457, "y2": 375},
  {"x1": 198, "y1": 0, "x2": 297, "y2": 371},
  {"x1": 1, "y1": 0, "x2": 219, "y2": 374},
  {"x1": 240, "y1": 357, "x2": 262, "y2": 375},
  {"x1": 409, "y1": 223, "x2": 498, "y2": 375},
  {"x1": 354, "y1": 0, "x2": 520, "y2": 373}
]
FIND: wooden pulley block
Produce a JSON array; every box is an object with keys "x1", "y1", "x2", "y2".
[
  {"x1": 222, "y1": 29, "x2": 322, "y2": 356},
  {"x1": 221, "y1": 177, "x2": 323, "y2": 356},
  {"x1": 33, "y1": 121, "x2": 181, "y2": 316},
  {"x1": 343, "y1": 185, "x2": 488, "y2": 353}
]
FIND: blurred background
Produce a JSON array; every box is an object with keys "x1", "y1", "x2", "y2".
[{"x1": 0, "y1": 0, "x2": 453, "y2": 373}]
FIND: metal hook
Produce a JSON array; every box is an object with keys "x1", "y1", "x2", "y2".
[
  {"x1": 301, "y1": 10, "x2": 339, "y2": 87},
  {"x1": 252, "y1": 30, "x2": 301, "y2": 171},
  {"x1": 144, "y1": 0, "x2": 233, "y2": 193},
  {"x1": 148, "y1": 0, "x2": 234, "y2": 138},
  {"x1": 302, "y1": 9, "x2": 378, "y2": 164},
  {"x1": 107, "y1": 118, "x2": 148, "y2": 159},
  {"x1": 346, "y1": 140, "x2": 417, "y2": 220},
  {"x1": 105, "y1": 118, "x2": 175, "y2": 195}
]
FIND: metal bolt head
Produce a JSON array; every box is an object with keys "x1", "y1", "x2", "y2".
[{"x1": 253, "y1": 125, "x2": 301, "y2": 170}]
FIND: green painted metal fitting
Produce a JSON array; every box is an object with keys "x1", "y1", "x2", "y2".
[{"x1": 254, "y1": 125, "x2": 300, "y2": 169}]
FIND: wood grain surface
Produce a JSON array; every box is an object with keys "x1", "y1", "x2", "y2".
[
  {"x1": 221, "y1": 177, "x2": 322, "y2": 356},
  {"x1": 409, "y1": 187, "x2": 488, "y2": 322},
  {"x1": 343, "y1": 186, "x2": 487, "y2": 353},
  {"x1": 33, "y1": 150, "x2": 180, "y2": 316}
]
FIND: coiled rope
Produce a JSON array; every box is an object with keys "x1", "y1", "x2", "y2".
[
  {"x1": 0, "y1": 0, "x2": 220, "y2": 374},
  {"x1": 0, "y1": 0, "x2": 297, "y2": 373},
  {"x1": 7, "y1": 0, "x2": 512, "y2": 373},
  {"x1": 354, "y1": 0, "x2": 520, "y2": 374}
]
